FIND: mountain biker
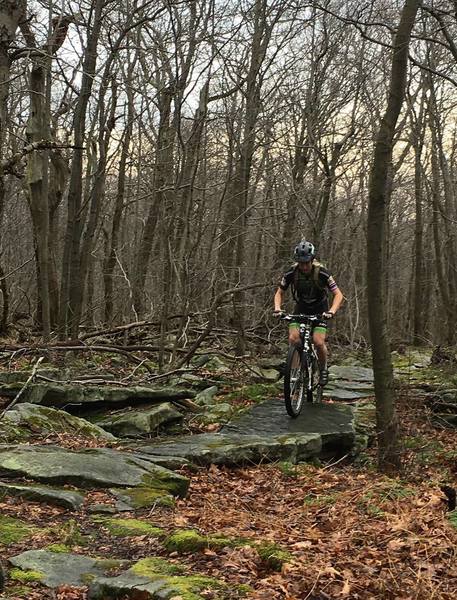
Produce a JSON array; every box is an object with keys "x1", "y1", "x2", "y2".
[{"x1": 273, "y1": 240, "x2": 343, "y2": 385}]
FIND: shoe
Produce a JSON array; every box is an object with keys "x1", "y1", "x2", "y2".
[{"x1": 319, "y1": 367, "x2": 329, "y2": 386}]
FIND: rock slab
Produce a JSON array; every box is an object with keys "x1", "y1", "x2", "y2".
[{"x1": 0, "y1": 445, "x2": 189, "y2": 497}]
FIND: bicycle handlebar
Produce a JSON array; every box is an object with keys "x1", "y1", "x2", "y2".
[{"x1": 280, "y1": 313, "x2": 325, "y2": 322}]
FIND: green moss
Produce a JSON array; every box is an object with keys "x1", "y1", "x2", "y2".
[
  {"x1": 129, "y1": 557, "x2": 231, "y2": 599},
  {"x1": 46, "y1": 543, "x2": 72, "y2": 553},
  {"x1": 130, "y1": 557, "x2": 185, "y2": 577},
  {"x1": 116, "y1": 486, "x2": 175, "y2": 509},
  {"x1": 277, "y1": 461, "x2": 299, "y2": 478},
  {"x1": 96, "y1": 517, "x2": 164, "y2": 538},
  {"x1": 0, "y1": 515, "x2": 36, "y2": 544},
  {"x1": 164, "y1": 529, "x2": 235, "y2": 553},
  {"x1": 9, "y1": 568, "x2": 44, "y2": 583},
  {"x1": 448, "y1": 510, "x2": 457, "y2": 529},
  {"x1": 141, "y1": 472, "x2": 189, "y2": 498},
  {"x1": 256, "y1": 543, "x2": 293, "y2": 570}
]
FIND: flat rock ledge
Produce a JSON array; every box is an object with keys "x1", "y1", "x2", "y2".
[
  {"x1": 132, "y1": 400, "x2": 356, "y2": 466},
  {"x1": 0, "y1": 445, "x2": 189, "y2": 498},
  {"x1": 8, "y1": 551, "x2": 232, "y2": 599},
  {"x1": 0, "y1": 383, "x2": 195, "y2": 410},
  {"x1": 0, "y1": 481, "x2": 84, "y2": 510}
]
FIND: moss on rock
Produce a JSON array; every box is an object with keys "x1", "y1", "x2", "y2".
[
  {"x1": 163, "y1": 529, "x2": 234, "y2": 553},
  {"x1": 130, "y1": 557, "x2": 185, "y2": 577},
  {"x1": 46, "y1": 543, "x2": 72, "y2": 553},
  {"x1": 129, "y1": 558, "x2": 227, "y2": 600},
  {"x1": 95, "y1": 517, "x2": 164, "y2": 538},
  {"x1": 111, "y1": 486, "x2": 175, "y2": 509},
  {"x1": 163, "y1": 529, "x2": 291, "y2": 571},
  {"x1": 9, "y1": 567, "x2": 44, "y2": 583}
]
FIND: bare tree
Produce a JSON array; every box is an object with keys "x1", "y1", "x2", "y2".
[{"x1": 366, "y1": 0, "x2": 420, "y2": 473}]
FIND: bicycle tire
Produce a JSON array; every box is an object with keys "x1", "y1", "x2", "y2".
[
  {"x1": 284, "y1": 345, "x2": 306, "y2": 417},
  {"x1": 307, "y1": 353, "x2": 321, "y2": 403}
]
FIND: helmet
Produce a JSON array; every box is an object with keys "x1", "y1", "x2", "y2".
[{"x1": 294, "y1": 240, "x2": 315, "y2": 262}]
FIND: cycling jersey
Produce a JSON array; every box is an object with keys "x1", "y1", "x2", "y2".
[{"x1": 279, "y1": 264, "x2": 339, "y2": 315}]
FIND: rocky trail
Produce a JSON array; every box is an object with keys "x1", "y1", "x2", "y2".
[{"x1": 0, "y1": 348, "x2": 456, "y2": 599}]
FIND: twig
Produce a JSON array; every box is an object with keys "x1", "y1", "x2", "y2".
[
  {"x1": 172, "y1": 398, "x2": 203, "y2": 413},
  {"x1": 147, "y1": 367, "x2": 196, "y2": 382},
  {"x1": 0, "y1": 356, "x2": 44, "y2": 418},
  {"x1": 0, "y1": 258, "x2": 34, "y2": 281}
]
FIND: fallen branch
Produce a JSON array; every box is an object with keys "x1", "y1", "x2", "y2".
[
  {"x1": 0, "y1": 344, "x2": 154, "y2": 372},
  {"x1": 0, "y1": 356, "x2": 44, "y2": 418},
  {"x1": 171, "y1": 398, "x2": 203, "y2": 413}
]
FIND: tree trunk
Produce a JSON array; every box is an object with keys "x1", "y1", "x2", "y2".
[
  {"x1": 59, "y1": 0, "x2": 104, "y2": 339},
  {"x1": 366, "y1": 0, "x2": 419, "y2": 474}
]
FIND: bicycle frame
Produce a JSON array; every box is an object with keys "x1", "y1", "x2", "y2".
[{"x1": 281, "y1": 314, "x2": 324, "y2": 415}]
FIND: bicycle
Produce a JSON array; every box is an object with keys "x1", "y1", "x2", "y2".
[{"x1": 280, "y1": 314, "x2": 325, "y2": 417}]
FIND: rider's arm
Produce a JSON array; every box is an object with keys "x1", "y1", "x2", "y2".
[
  {"x1": 328, "y1": 287, "x2": 344, "y2": 315},
  {"x1": 274, "y1": 287, "x2": 284, "y2": 311}
]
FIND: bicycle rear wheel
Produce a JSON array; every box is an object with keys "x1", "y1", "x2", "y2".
[{"x1": 284, "y1": 345, "x2": 306, "y2": 417}]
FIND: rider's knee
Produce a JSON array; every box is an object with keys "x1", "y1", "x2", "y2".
[
  {"x1": 289, "y1": 331, "x2": 300, "y2": 346},
  {"x1": 313, "y1": 337, "x2": 326, "y2": 350}
]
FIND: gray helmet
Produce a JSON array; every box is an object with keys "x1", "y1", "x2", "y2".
[{"x1": 294, "y1": 240, "x2": 315, "y2": 262}]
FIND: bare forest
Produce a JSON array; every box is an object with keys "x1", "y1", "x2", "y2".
[{"x1": 0, "y1": 0, "x2": 456, "y2": 349}]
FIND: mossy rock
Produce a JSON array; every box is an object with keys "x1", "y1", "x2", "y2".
[
  {"x1": 0, "y1": 515, "x2": 37, "y2": 545},
  {"x1": 163, "y1": 529, "x2": 234, "y2": 553},
  {"x1": 46, "y1": 544, "x2": 73, "y2": 553},
  {"x1": 90, "y1": 556, "x2": 245, "y2": 599},
  {"x1": 8, "y1": 550, "x2": 125, "y2": 588},
  {"x1": 163, "y1": 530, "x2": 291, "y2": 571},
  {"x1": 94, "y1": 517, "x2": 164, "y2": 538},
  {"x1": 3, "y1": 402, "x2": 115, "y2": 441},
  {"x1": 9, "y1": 567, "x2": 44, "y2": 583},
  {"x1": 130, "y1": 557, "x2": 186, "y2": 577},
  {"x1": 110, "y1": 486, "x2": 175, "y2": 510}
]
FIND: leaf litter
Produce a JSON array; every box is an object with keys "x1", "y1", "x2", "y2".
[{"x1": 1, "y1": 389, "x2": 457, "y2": 599}]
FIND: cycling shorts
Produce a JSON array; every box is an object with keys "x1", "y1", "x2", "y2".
[{"x1": 288, "y1": 319, "x2": 328, "y2": 334}]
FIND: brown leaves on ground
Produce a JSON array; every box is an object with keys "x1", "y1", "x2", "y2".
[{"x1": 1, "y1": 391, "x2": 457, "y2": 599}]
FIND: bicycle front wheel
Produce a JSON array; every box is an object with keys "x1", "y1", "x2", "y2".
[
  {"x1": 284, "y1": 345, "x2": 306, "y2": 417},
  {"x1": 307, "y1": 353, "x2": 322, "y2": 403}
]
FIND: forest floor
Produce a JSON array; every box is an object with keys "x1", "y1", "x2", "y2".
[{"x1": 1, "y1": 350, "x2": 457, "y2": 599}]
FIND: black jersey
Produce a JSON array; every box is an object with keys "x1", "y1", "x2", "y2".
[{"x1": 279, "y1": 264, "x2": 338, "y2": 314}]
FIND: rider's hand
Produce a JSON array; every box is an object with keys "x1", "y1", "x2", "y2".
[
  {"x1": 273, "y1": 310, "x2": 284, "y2": 318},
  {"x1": 323, "y1": 311, "x2": 334, "y2": 319}
]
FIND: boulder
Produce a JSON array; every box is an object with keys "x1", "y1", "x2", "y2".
[
  {"x1": 249, "y1": 366, "x2": 281, "y2": 382},
  {"x1": 134, "y1": 431, "x2": 322, "y2": 466},
  {"x1": 0, "y1": 482, "x2": 84, "y2": 510},
  {"x1": 0, "y1": 445, "x2": 189, "y2": 497},
  {"x1": 194, "y1": 386, "x2": 218, "y2": 406},
  {"x1": 95, "y1": 403, "x2": 182, "y2": 437},
  {"x1": 132, "y1": 399, "x2": 356, "y2": 466},
  {"x1": 2, "y1": 403, "x2": 115, "y2": 440},
  {"x1": 0, "y1": 383, "x2": 194, "y2": 410},
  {"x1": 9, "y1": 550, "x2": 126, "y2": 588},
  {"x1": 88, "y1": 557, "x2": 232, "y2": 600}
]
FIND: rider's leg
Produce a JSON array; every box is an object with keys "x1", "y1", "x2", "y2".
[
  {"x1": 288, "y1": 324, "x2": 301, "y2": 347},
  {"x1": 313, "y1": 329, "x2": 329, "y2": 385},
  {"x1": 289, "y1": 324, "x2": 301, "y2": 368}
]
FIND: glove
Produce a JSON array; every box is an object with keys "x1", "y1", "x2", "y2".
[
  {"x1": 323, "y1": 311, "x2": 334, "y2": 319},
  {"x1": 273, "y1": 310, "x2": 284, "y2": 318}
]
